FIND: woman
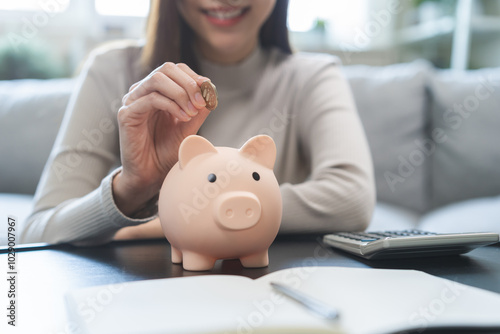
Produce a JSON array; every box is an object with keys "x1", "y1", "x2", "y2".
[{"x1": 21, "y1": 0, "x2": 375, "y2": 244}]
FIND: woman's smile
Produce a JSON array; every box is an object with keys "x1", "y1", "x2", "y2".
[
  {"x1": 200, "y1": 6, "x2": 251, "y2": 27},
  {"x1": 178, "y1": 0, "x2": 276, "y2": 64}
]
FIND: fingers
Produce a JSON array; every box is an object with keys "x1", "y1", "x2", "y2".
[
  {"x1": 181, "y1": 104, "x2": 212, "y2": 135},
  {"x1": 176, "y1": 63, "x2": 209, "y2": 86},
  {"x1": 124, "y1": 72, "x2": 196, "y2": 118},
  {"x1": 119, "y1": 91, "x2": 192, "y2": 123},
  {"x1": 113, "y1": 218, "x2": 163, "y2": 240},
  {"x1": 157, "y1": 62, "x2": 208, "y2": 109},
  {"x1": 124, "y1": 63, "x2": 210, "y2": 118}
]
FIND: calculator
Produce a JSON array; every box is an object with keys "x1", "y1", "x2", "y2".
[{"x1": 322, "y1": 230, "x2": 499, "y2": 260}]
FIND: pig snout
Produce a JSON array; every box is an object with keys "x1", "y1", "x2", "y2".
[{"x1": 213, "y1": 191, "x2": 262, "y2": 230}]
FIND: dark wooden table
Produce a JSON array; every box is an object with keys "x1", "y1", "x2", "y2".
[{"x1": 1, "y1": 234, "x2": 500, "y2": 334}]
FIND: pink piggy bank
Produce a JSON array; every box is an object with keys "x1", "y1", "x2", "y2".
[{"x1": 158, "y1": 134, "x2": 282, "y2": 271}]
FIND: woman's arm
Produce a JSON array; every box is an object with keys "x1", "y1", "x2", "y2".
[
  {"x1": 111, "y1": 59, "x2": 376, "y2": 239},
  {"x1": 21, "y1": 45, "x2": 211, "y2": 245},
  {"x1": 279, "y1": 60, "x2": 375, "y2": 233},
  {"x1": 21, "y1": 47, "x2": 150, "y2": 245}
]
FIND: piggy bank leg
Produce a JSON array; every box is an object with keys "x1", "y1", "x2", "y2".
[
  {"x1": 171, "y1": 246, "x2": 182, "y2": 264},
  {"x1": 182, "y1": 251, "x2": 217, "y2": 271},
  {"x1": 240, "y1": 250, "x2": 269, "y2": 268}
]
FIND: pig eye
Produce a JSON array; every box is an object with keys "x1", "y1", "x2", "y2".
[
  {"x1": 208, "y1": 173, "x2": 217, "y2": 183},
  {"x1": 252, "y1": 172, "x2": 260, "y2": 181}
]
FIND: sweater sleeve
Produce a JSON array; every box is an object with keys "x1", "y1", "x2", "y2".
[
  {"x1": 279, "y1": 59, "x2": 375, "y2": 233},
  {"x1": 20, "y1": 46, "x2": 155, "y2": 245}
]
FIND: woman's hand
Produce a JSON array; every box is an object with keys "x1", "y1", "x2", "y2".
[
  {"x1": 113, "y1": 63, "x2": 211, "y2": 217},
  {"x1": 113, "y1": 218, "x2": 164, "y2": 240}
]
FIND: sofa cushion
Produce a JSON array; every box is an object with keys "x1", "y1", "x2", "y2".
[
  {"x1": 343, "y1": 61, "x2": 432, "y2": 214},
  {"x1": 0, "y1": 79, "x2": 74, "y2": 194},
  {"x1": 367, "y1": 202, "x2": 420, "y2": 232},
  {"x1": 429, "y1": 68, "x2": 500, "y2": 208},
  {"x1": 418, "y1": 196, "x2": 500, "y2": 234}
]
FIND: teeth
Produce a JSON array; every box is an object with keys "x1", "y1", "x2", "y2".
[{"x1": 206, "y1": 8, "x2": 244, "y2": 20}]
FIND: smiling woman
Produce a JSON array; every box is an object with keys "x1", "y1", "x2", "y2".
[
  {"x1": 141, "y1": 0, "x2": 291, "y2": 74},
  {"x1": 177, "y1": 0, "x2": 277, "y2": 63},
  {"x1": 21, "y1": 0, "x2": 375, "y2": 245},
  {"x1": 200, "y1": 6, "x2": 251, "y2": 26}
]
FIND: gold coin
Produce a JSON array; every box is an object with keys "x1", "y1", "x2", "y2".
[{"x1": 201, "y1": 80, "x2": 218, "y2": 111}]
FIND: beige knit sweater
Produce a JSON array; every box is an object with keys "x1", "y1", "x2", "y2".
[{"x1": 21, "y1": 41, "x2": 375, "y2": 244}]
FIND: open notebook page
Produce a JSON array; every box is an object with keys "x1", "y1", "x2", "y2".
[{"x1": 65, "y1": 266, "x2": 500, "y2": 334}]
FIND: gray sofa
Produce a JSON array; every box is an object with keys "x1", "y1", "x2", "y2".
[{"x1": 1, "y1": 60, "x2": 499, "y2": 246}]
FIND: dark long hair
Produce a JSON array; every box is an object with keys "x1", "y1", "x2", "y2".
[{"x1": 141, "y1": 0, "x2": 291, "y2": 74}]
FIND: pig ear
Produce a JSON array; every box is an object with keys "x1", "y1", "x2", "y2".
[
  {"x1": 239, "y1": 135, "x2": 276, "y2": 169},
  {"x1": 179, "y1": 135, "x2": 217, "y2": 169}
]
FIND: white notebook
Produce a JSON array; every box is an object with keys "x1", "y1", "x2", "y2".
[{"x1": 65, "y1": 266, "x2": 500, "y2": 334}]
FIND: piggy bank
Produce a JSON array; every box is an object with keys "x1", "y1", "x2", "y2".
[{"x1": 158, "y1": 135, "x2": 282, "y2": 271}]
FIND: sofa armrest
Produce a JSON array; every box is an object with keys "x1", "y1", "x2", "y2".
[{"x1": 0, "y1": 78, "x2": 75, "y2": 195}]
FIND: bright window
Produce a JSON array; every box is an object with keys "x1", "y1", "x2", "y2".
[
  {"x1": 95, "y1": 0, "x2": 150, "y2": 17},
  {"x1": 288, "y1": 0, "x2": 368, "y2": 32},
  {"x1": 288, "y1": 0, "x2": 401, "y2": 50}
]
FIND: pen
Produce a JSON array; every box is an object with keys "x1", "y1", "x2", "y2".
[{"x1": 270, "y1": 282, "x2": 340, "y2": 320}]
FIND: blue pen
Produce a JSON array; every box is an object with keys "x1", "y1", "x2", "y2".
[{"x1": 270, "y1": 282, "x2": 340, "y2": 320}]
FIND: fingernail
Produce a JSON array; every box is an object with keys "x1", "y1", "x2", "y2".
[
  {"x1": 187, "y1": 101, "x2": 198, "y2": 117},
  {"x1": 180, "y1": 109, "x2": 191, "y2": 121},
  {"x1": 195, "y1": 92, "x2": 206, "y2": 107},
  {"x1": 197, "y1": 76, "x2": 208, "y2": 83}
]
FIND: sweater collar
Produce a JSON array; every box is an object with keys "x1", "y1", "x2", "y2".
[{"x1": 196, "y1": 46, "x2": 268, "y2": 93}]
